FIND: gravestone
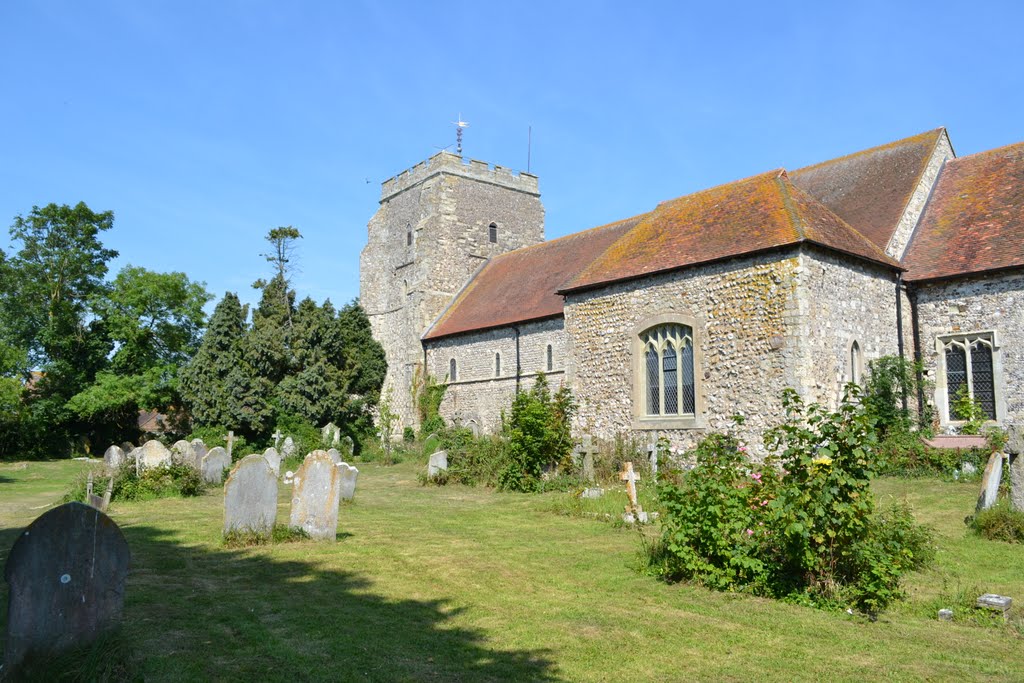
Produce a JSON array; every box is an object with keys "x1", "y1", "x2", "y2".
[
  {"x1": 422, "y1": 433, "x2": 441, "y2": 457},
  {"x1": 171, "y1": 440, "x2": 197, "y2": 468},
  {"x1": 223, "y1": 454, "x2": 278, "y2": 536},
  {"x1": 3, "y1": 502, "x2": 130, "y2": 672},
  {"x1": 103, "y1": 444, "x2": 125, "y2": 469},
  {"x1": 85, "y1": 472, "x2": 113, "y2": 512},
  {"x1": 138, "y1": 440, "x2": 172, "y2": 469},
  {"x1": 119, "y1": 441, "x2": 135, "y2": 456},
  {"x1": 272, "y1": 429, "x2": 283, "y2": 450},
  {"x1": 1004, "y1": 424, "x2": 1024, "y2": 455},
  {"x1": 201, "y1": 447, "x2": 231, "y2": 485},
  {"x1": 620, "y1": 461, "x2": 648, "y2": 523},
  {"x1": 339, "y1": 462, "x2": 359, "y2": 502},
  {"x1": 340, "y1": 435, "x2": 354, "y2": 459},
  {"x1": 428, "y1": 450, "x2": 448, "y2": 477},
  {"x1": 581, "y1": 487, "x2": 604, "y2": 499},
  {"x1": 191, "y1": 439, "x2": 208, "y2": 462},
  {"x1": 1009, "y1": 453, "x2": 1024, "y2": 512},
  {"x1": 322, "y1": 422, "x2": 341, "y2": 447},
  {"x1": 646, "y1": 439, "x2": 659, "y2": 480},
  {"x1": 976, "y1": 451, "x2": 1004, "y2": 512},
  {"x1": 263, "y1": 447, "x2": 282, "y2": 476},
  {"x1": 281, "y1": 436, "x2": 296, "y2": 458},
  {"x1": 576, "y1": 435, "x2": 597, "y2": 483},
  {"x1": 289, "y1": 451, "x2": 341, "y2": 541},
  {"x1": 327, "y1": 448, "x2": 342, "y2": 464}
]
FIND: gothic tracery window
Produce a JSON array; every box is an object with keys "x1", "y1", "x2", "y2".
[
  {"x1": 641, "y1": 323, "x2": 695, "y2": 417},
  {"x1": 943, "y1": 334, "x2": 996, "y2": 420}
]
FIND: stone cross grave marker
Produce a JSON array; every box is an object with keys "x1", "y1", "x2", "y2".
[
  {"x1": 3, "y1": 502, "x2": 130, "y2": 672},
  {"x1": 339, "y1": 462, "x2": 359, "y2": 502},
  {"x1": 104, "y1": 444, "x2": 124, "y2": 469},
  {"x1": 289, "y1": 451, "x2": 342, "y2": 541},
  {"x1": 619, "y1": 461, "x2": 648, "y2": 523},
  {"x1": 224, "y1": 430, "x2": 235, "y2": 460},
  {"x1": 272, "y1": 429, "x2": 283, "y2": 450},
  {"x1": 578, "y1": 435, "x2": 597, "y2": 483},
  {"x1": 223, "y1": 454, "x2": 278, "y2": 536},
  {"x1": 201, "y1": 447, "x2": 231, "y2": 485},
  {"x1": 264, "y1": 447, "x2": 282, "y2": 477},
  {"x1": 977, "y1": 452, "x2": 1005, "y2": 512}
]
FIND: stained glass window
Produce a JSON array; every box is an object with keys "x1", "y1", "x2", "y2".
[
  {"x1": 641, "y1": 323, "x2": 694, "y2": 417},
  {"x1": 943, "y1": 334, "x2": 998, "y2": 422}
]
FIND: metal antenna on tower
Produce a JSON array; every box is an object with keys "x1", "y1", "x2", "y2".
[{"x1": 453, "y1": 114, "x2": 469, "y2": 155}]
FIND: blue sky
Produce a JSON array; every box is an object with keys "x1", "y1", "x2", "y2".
[{"x1": 2, "y1": 1, "x2": 1021, "y2": 312}]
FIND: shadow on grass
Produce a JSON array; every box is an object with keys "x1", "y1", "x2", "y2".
[{"x1": 1, "y1": 522, "x2": 558, "y2": 682}]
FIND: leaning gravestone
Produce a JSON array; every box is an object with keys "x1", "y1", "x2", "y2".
[
  {"x1": 223, "y1": 454, "x2": 278, "y2": 536},
  {"x1": 339, "y1": 462, "x2": 359, "y2": 502},
  {"x1": 3, "y1": 502, "x2": 130, "y2": 673},
  {"x1": 201, "y1": 447, "x2": 231, "y2": 485},
  {"x1": 977, "y1": 451, "x2": 1004, "y2": 512},
  {"x1": 138, "y1": 440, "x2": 172, "y2": 469},
  {"x1": 428, "y1": 450, "x2": 448, "y2": 477},
  {"x1": 340, "y1": 435, "x2": 354, "y2": 459},
  {"x1": 171, "y1": 440, "x2": 197, "y2": 468},
  {"x1": 103, "y1": 444, "x2": 125, "y2": 469},
  {"x1": 289, "y1": 451, "x2": 341, "y2": 541},
  {"x1": 263, "y1": 447, "x2": 282, "y2": 476},
  {"x1": 281, "y1": 436, "x2": 295, "y2": 458},
  {"x1": 327, "y1": 448, "x2": 342, "y2": 464},
  {"x1": 422, "y1": 433, "x2": 441, "y2": 457},
  {"x1": 322, "y1": 422, "x2": 341, "y2": 447}
]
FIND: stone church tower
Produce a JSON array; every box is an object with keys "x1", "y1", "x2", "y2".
[{"x1": 360, "y1": 151, "x2": 544, "y2": 429}]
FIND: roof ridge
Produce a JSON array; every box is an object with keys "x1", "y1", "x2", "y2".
[
  {"x1": 791, "y1": 128, "x2": 945, "y2": 176},
  {"x1": 774, "y1": 172, "x2": 807, "y2": 240},
  {"x1": 944, "y1": 139, "x2": 1024, "y2": 166},
  {"x1": 486, "y1": 212, "x2": 647, "y2": 262}
]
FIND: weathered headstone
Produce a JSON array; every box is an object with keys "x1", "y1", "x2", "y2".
[
  {"x1": 201, "y1": 447, "x2": 231, "y2": 485},
  {"x1": 3, "y1": 502, "x2": 130, "y2": 672},
  {"x1": 977, "y1": 451, "x2": 1005, "y2": 512},
  {"x1": 620, "y1": 461, "x2": 648, "y2": 523},
  {"x1": 422, "y1": 433, "x2": 441, "y2": 457},
  {"x1": 577, "y1": 435, "x2": 597, "y2": 483},
  {"x1": 1009, "y1": 453, "x2": 1024, "y2": 512},
  {"x1": 281, "y1": 436, "x2": 295, "y2": 458},
  {"x1": 223, "y1": 454, "x2": 278, "y2": 536},
  {"x1": 340, "y1": 435, "x2": 354, "y2": 459},
  {"x1": 428, "y1": 450, "x2": 448, "y2": 477},
  {"x1": 322, "y1": 422, "x2": 341, "y2": 447},
  {"x1": 191, "y1": 439, "x2": 208, "y2": 463},
  {"x1": 103, "y1": 444, "x2": 125, "y2": 469},
  {"x1": 646, "y1": 439, "x2": 659, "y2": 480},
  {"x1": 976, "y1": 593, "x2": 1013, "y2": 619},
  {"x1": 138, "y1": 440, "x2": 172, "y2": 469},
  {"x1": 327, "y1": 448, "x2": 342, "y2": 464},
  {"x1": 339, "y1": 462, "x2": 359, "y2": 502},
  {"x1": 119, "y1": 441, "x2": 135, "y2": 456},
  {"x1": 171, "y1": 440, "x2": 197, "y2": 468},
  {"x1": 263, "y1": 447, "x2": 282, "y2": 476},
  {"x1": 289, "y1": 451, "x2": 342, "y2": 541},
  {"x1": 581, "y1": 487, "x2": 604, "y2": 499}
]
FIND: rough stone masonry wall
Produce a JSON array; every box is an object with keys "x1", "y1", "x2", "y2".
[
  {"x1": 563, "y1": 252, "x2": 802, "y2": 458},
  {"x1": 913, "y1": 271, "x2": 1024, "y2": 428},
  {"x1": 794, "y1": 249, "x2": 901, "y2": 409},
  {"x1": 425, "y1": 318, "x2": 568, "y2": 433}
]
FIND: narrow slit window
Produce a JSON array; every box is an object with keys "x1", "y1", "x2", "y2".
[
  {"x1": 850, "y1": 341, "x2": 862, "y2": 384},
  {"x1": 495, "y1": 353, "x2": 501, "y2": 377},
  {"x1": 488, "y1": 222, "x2": 498, "y2": 243},
  {"x1": 449, "y1": 358, "x2": 457, "y2": 383},
  {"x1": 406, "y1": 223, "x2": 412, "y2": 246},
  {"x1": 546, "y1": 344, "x2": 553, "y2": 372}
]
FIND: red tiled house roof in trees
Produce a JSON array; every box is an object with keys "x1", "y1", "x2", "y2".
[
  {"x1": 790, "y1": 129, "x2": 944, "y2": 250},
  {"x1": 423, "y1": 216, "x2": 641, "y2": 340},
  {"x1": 903, "y1": 142, "x2": 1024, "y2": 282},
  {"x1": 560, "y1": 170, "x2": 900, "y2": 294}
]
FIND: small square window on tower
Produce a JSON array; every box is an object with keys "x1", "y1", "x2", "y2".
[{"x1": 488, "y1": 222, "x2": 498, "y2": 243}]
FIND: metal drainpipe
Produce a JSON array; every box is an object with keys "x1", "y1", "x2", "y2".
[
  {"x1": 514, "y1": 327, "x2": 521, "y2": 393},
  {"x1": 896, "y1": 272, "x2": 908, "y2": 414}
]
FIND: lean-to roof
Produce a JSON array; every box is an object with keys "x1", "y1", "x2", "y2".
[{"x1": 903, "y1": 141, "x2": 1024, "y2": 282}]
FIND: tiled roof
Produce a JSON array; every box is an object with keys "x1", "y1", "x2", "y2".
[
  {"x1": 422, "y1": 216, "x2": 641, "y2": 340},
  {"x1": 903, "y1": 142, "x2": 1024, "y2": 282},
  {"x1": 790, "y1": 129, "x2": 944, "y2": 250},
  {"x1": 560, "y1": 170, "x2": 900, "y2": 294}
]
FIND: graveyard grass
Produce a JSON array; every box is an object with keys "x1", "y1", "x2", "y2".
[{"x1": 1, "y1": 460, "x2": 1023, "y2": 682}]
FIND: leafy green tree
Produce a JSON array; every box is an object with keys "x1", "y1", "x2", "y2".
[{"x1": 499, "y1": 374, "x2": 576, "y2": 492}]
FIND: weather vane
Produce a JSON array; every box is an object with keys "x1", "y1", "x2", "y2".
[{"x1": 453, "y1": 114, "x2": 469, "y2": 155}]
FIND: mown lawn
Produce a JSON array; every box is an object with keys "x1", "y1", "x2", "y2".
[{"x1": 1, "y1": 458, "x2": 1021, "y2": 682}]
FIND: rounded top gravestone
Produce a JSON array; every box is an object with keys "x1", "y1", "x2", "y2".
[
  {"x1": 223, "y1": 454, "x2": 278, "y2": 535},
  {"x1": 263, "y1": 447, "x2": 281, "y2": 476},
  {"x1": 103, "y1": 444, "x2": 125, "y2": 469},
  {"x1": 139, "y1": 440, "x2": 172, "y2": 469}
]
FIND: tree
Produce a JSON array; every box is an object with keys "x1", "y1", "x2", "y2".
[{"x1": 253, "y1": 226, "x2": 302, "y2": 328}]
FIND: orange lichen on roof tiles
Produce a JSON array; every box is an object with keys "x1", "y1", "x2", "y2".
[
  {"x1": 561, "y1": 170, "x2": 899, "y2": 294},
  {"x1": 903, "y1": 141, "x2": 1024, "y2": 282},
  {"x1": 423, "y1": 215, "x2": 642, "y2": 340},
  {"x1": 791, "y1": 129, "x2": 943, "y2": 249}
]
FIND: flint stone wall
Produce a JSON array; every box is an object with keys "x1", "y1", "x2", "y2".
[
  {"x1": 912, "y1": 271, "x2": 1024, "y2": 428},
  {"x1": 425, "y1": 317, "x2": 567, "y2": 433}
]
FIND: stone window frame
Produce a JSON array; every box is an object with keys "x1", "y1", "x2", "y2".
[
  {"x1": 631, "y1": 312, "x2": 704, "y2": 430},
  {"x1": 488, "y1": 222, "x2": 498, "y2": 243},
  {"x1": 449, "y1": 357, "x2": 457, "y2": 383},
  {"x1": 934, "y1": 329, "x2": 1004, "y2": 427}
]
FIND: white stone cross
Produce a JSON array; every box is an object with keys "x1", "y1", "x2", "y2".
[
  {"x1": 619, "y1": 461, "x2": 641, "y2": 512},
  {"x1": 272, "y1": 430, "x2": 283, "y2": 450},
  {"x1": 224, "y1": 430, "x2": 235, "y2": 459}
]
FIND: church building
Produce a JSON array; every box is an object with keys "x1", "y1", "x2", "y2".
[{"x1": 360, "y1": 129, "x2": 1023, "y2": 455}]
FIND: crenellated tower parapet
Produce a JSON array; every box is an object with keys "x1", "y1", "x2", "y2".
[{"x1": 380, "y1": 151, "x2": 540, "y2": 202}]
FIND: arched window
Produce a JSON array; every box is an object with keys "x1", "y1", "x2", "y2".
[
  {"x1": 495, "y1": 352, "x2": 501, "y2": 377},
  {"x1": 488, "y1": 222, "x2": 498, "y2": 243},
  {"x1": 942, "y1": 334, "x2": 996, "y2": 420},
  {"x1": 406, "y1": 223, "x2": 412, "y2": 246},
  {"x1": 849, "y1": 341, "x2": 862, "y2": 385},
  {"x1": 546, "y1": 344, "x2": 553, "y2": 372},
  {"x1": 449, "y1": 358, "x2": 457, "y2": 383},
  {"x1": 640, "y1": 323, "x2": 695, "y2": 416}
]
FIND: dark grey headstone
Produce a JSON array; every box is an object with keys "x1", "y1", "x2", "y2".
[
  {"x1": 103, "y1": 445, "x2": 125, "y2": 469},
  {"x1": 201, "y1": 447, "x2": 231, "y2": 485},
  {"x1": 289, "y1": 452, "x2": 341, "y2": 541},
  {"x1": 3, "y1": 502, "x2": 130, "y2": 672},
  {"x1": 223, "y1": 454, "x2": 278, "y2": 536},
  {"x1": 428, "y1": 450, "x2": 448, "y2": 477}
]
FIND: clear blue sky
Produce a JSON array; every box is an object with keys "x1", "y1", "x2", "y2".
[{"x1": 2, "y1": 1, "x2": 1021, "y2": 312}]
